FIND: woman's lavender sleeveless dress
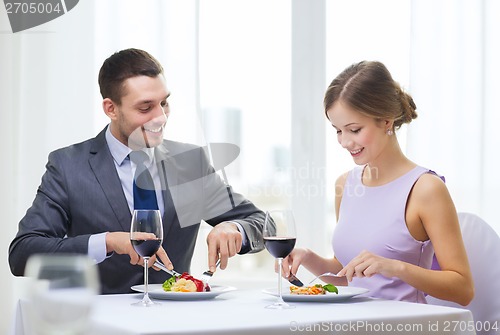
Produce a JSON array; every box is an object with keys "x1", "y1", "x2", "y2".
[{"x1": 332, "y1": 165, "x2": 436, "y2": 303}]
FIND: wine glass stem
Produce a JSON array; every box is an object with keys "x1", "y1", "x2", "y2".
[
  {"x1": 143, "y1": 257, "x2": 150, "y2": 300},
  {"x1": 277, "y1": 257, "x2": 284, "y2": 303}
]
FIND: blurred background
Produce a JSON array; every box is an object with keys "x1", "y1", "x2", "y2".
[{"x1": 1, "y1": 0, "x2": 499, "y2": 332}]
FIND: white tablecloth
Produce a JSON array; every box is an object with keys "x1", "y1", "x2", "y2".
[{"x1": 13, "y1": 289, "x2": 476, "y2": 335}]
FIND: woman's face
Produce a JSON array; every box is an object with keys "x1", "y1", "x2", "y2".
[{"x1": 326, "y1": 100, "x2": 390, "y2": 166}]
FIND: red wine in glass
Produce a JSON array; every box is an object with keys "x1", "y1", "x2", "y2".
[
  {"x1": 264, "y1": 237, "x2": 296, "y2": 258},
  {"x1": 131, "y1": 239, "x2": 162, "y2": 258},
  {"x1": 263, "y1": 210, "x2": 297, "y2": 309},
  {"x1": 130, "y1": 209, "x2": 163, "y2": 307}
]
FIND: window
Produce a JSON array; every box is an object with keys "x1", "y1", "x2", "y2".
[
  {"x1": 324, "y1": 0, "x2": 412, "y2": 239},
  {"x1": 195, "y1": 0, "x2": 292, "y2": 283}
]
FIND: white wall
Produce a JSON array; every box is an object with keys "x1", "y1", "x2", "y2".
[{"x1": 1, "y1": 2, "x2": 97, "y2": 332}]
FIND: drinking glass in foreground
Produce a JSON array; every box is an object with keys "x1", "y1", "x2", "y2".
[
  {"x1": 25, "y1": 254, "x2": 99, "y2": 335},
  {"x1": 263, "y1": 209, "x2": 297, "y2": 309},
  {"x1": 130, "y1": 209, "x2": 164, "y2": 307}
]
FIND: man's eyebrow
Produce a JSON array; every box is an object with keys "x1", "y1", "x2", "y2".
[
  {"x1": 136, "y1": 100, "x2": 152, "y2": 104},
  {"x1": 135, "y1": 93, "x2": 170, "y2": 105}
]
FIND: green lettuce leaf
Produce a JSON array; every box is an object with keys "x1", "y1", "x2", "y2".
[
  {"x1": 162, "y1": 276, "x2": 176, "y2": 292},
  {"x1": 322, "y1": 284, "x2": 338, "y2": 294}
]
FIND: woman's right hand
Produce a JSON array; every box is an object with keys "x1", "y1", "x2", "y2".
[
  {"x1": 281, "y1": 249, "x2": 347, "y2": 286},
  {"x1": 280, "y1": 248, "x2": 309, "y2": 278}
]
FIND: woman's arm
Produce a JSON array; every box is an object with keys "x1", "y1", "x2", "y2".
[{"x1": 401, "y1": 173, "x2": 474, "y2": 305}]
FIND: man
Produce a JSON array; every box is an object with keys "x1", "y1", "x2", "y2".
[{"x1": 9, "y1": 48, "x2": 265, "y2": 294}]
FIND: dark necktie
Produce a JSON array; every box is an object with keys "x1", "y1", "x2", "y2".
[{"x1": 130, "y1": 150, "x2": 159, "y2": 210}]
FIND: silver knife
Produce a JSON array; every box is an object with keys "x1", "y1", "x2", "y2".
[
  {"x1": 154, "y1": 260, "x2": 182, "y2": 278},
  {"x1": 287, "y1": 273, "x2": 304, "y2": 287}
]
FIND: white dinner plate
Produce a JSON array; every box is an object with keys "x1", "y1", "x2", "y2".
[
  {"x1": 131, "y1": 284, "x2": 236, "y2": 301},
  {"x1": 262, "y1": 286, "x2": 369, "y2": 302}
]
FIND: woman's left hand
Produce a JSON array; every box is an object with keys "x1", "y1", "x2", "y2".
[{"x1": 337, "y1": 250, "x2": 403, "y2": 282}]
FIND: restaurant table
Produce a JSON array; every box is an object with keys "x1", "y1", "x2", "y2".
[{"x1": 12, "y1": 288, "x2": 476, "y2": 335}]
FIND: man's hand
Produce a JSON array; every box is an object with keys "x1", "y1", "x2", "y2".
[
  {"x1": 206, "y1": 222, "x2": 242, "y2": 272},
  {"x1": 105, "y1": 232, "x2": 173, "y2": 270},
  {"x1": 106, "y1": 232, "x2": 140, "y2": 265},
  {"x1": 153, "y1": 246, "x2": 174, "y2": 272}
]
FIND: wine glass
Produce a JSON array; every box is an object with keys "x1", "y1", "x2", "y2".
[
  {"x1": 130, "y1": 209, "x2": 163, "y2": 307},
  {"x1": 263, "y1": 209, "x2": 297, "y2": 309},
  {"x1": 25, "y1": 254, "x2": 99, "y2": 335}
]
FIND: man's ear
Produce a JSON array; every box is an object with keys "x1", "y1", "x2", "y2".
[{"x1": 102, "y1": 98, "x2": 118, "y2": 120}]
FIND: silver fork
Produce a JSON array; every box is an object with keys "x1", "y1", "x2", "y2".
[
  {"x1": 200, "y1": 259, "x2": 221, "y2": 283},
  {"x1": 307, "y1": 272, "x2": 343, "y2": 285}
]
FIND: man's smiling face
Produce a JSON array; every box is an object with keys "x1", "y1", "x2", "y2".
[{"x1": 107, "y1": 75, "x2": 170, "y2": 149}]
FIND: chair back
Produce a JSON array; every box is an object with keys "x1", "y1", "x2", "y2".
[{"x1": 427, "y1": 212, "x2": 500, "y2": 334}]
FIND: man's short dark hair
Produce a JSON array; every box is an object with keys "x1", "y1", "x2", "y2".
[{"x1": 98, "y1": 48, "x2": 164, "y2": 104}]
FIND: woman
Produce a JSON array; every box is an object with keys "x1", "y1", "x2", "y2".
[{"x1": 284, "y1": 61, "x2": 473, "y2": 305}]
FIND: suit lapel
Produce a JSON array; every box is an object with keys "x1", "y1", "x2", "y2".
[{"x1": 89, "y1": 127, "x2": 131, "y2": 231}]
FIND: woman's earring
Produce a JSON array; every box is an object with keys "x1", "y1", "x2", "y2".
[{"x1": 386, "y1": 129, "x2": 394, "y2": 136}]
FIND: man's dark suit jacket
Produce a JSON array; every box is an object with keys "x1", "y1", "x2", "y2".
[{"x1": 9, "y1": 127, "x2": 265, "y2": 294}]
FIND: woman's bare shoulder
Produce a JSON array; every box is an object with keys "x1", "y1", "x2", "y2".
[
  {"x1": 335, "y1": 171, "x2": 350, "y2": 192},
  {"x1": 413, "y1": 172, "x2": 448, "y2": 196},
  {"x1": 411, "y1": 171, "x2": 455, "y2": 213}
]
